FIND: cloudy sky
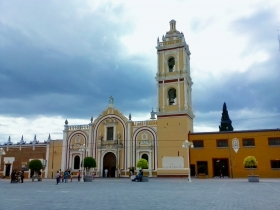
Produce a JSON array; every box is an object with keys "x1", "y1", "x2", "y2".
[{"x1": 0, "y1": 0, "x2": 279, "y2": 144}]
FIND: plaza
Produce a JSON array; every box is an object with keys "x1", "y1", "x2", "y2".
[{"x1": 0, "y1": 178, "x2": 279, "y2": 210}]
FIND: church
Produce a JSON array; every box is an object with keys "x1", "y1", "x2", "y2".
[{"x1": 1, "y1": 20, "x2": 279, "y2": 179}]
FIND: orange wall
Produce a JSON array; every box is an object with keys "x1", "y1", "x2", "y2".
[{"x1": 189, "y1": 130, "x2": 280, "y2": 178}]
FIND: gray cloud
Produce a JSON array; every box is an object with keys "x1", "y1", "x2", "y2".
[
  {"x1": 193, "y1": 8, "x2": 280, "y2": 130},
  {"x1": 0, "y1": 1, "x2": 156, "y2": 120}
]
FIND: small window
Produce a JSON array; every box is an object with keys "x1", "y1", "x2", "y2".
[
  {"x1": 168, "y1": 88, "x2": 176, "y2": 105},
  {"x1": 217, "y1": 139, "x2": 228, "y2": 148},
  {"x1": 74, "y1": 156, "x2": 80, "y2": 169},
  {"x1": 107, "y1": 127, "x2": 114, "y2": 140},
  {"x1": 271, "y1": 160, "x2": 280, "y2": 169},
  {"x1": 268, "y1": 138, "x2": 280, "y2": 146},
  {"x1": 168, "y1": 57, "x2": 175, "y2": 72},
  {"x1": 193, "y1": 140, "x2": 204, "y2": 148},
  {"x1": 243, "y1": 138, "x2": 255, "y2": 147},
  {"x1": 141, "y1": 154, "x2": 148, "y2": 162}
]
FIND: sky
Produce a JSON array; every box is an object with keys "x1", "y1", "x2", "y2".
[{"x1": 0, "y1": 0, "x2": 280, "y2": 144}]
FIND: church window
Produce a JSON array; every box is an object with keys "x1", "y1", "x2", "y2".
[
  {"x1": 216, "y1": 139, "x2": 228, "y2": 148},
  {"x1": 141, "y1": 154, "x2": 149, "y2": 162},
  {"x1": 168, "y1": 57, "x2": 175, "y2": 72},
  {"x1": 271, "y1": 160, "x2": 280, "y2": 169},
  {"x1": 168, "y1": 88, "x2": 176, "y2": 105},
  {"x1": 268, "y1": 138, "x2": 280, "y2": 146},
  {"x1": 74, "y1": 155, "x2": 80, "y2": 169},
  {"x1": 107, "y1": 127, "x2": 114, "y2": 140},
  {"x1": 193, "y1": 140, "x2": 204, "y2": 148},
  {"x1": 242, "y1": 138, "x2": 255, "y2": 147}
]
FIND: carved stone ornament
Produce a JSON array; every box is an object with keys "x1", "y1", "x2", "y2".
[
  {"x1": 232, "y1": 138, "x2": 240, "y2": 153},
  {"x1": 103, "y1": 118, "x2": 118, "y2": 125}
]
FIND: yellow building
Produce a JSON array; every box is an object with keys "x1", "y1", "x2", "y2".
[{"x1": 189, "y1": 129, "x2": 280, "y2": 178}]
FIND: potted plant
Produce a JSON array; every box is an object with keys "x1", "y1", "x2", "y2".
[
  {"x1": 197, "y1": 165, "x2": 206, "y2": 179},
  {"x1": 28, "y1": 159, "x2": 43, "y2": 181},
  {"x1": 82, "y1": 157, "x2": 96, "y2": 182},
  {"x1": 243, "y1": 156, "x2": 259, "y2": 182}
]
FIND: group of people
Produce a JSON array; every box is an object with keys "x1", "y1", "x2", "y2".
[
  {"x1": 55, "y1": 169, "x2": 73, "y2": 185},
  {"x1": 10, "y1": 170, "x2": 24, "y2": 183}
]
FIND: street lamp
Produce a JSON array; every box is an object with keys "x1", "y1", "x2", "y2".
[
  {"x1": 0, "y1": 148, "x2": 6, "y2": 168},
  {"x1": 79, "y1": 144, "x2": 86, "y2": 182},
  {"x1": 182, "y1": 140, "x2": 194, "y2": 182}
]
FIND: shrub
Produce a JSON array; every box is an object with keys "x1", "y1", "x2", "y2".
[
  {"x1": 82, "y1": 157, "x2": 96, "y2": 171},
  {"x1": 137, "y1": 159, "x2": 148, "y2": 169},
  {"x1": 243, "y1": 156, "x2": 258, "y2": 175},
  {"x1": 28, "y1": 159, "x2": 43, "y2": 172}
]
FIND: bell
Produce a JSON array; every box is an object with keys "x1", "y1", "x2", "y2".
[{"x1": 169, "y1": 98, "x2": 174, "y2": 104}]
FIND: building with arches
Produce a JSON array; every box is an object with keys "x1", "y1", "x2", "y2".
[{"x1": 1, "y1": 20, "x2": 279, "y2": 179}]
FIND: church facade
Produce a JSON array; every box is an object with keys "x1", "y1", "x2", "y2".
[
  {"x1": 61, "y1": 20, "x2": 194, "y2": 177},
  {"x1": 1, "y1": 20, "x2": 279, "y2": 179}
]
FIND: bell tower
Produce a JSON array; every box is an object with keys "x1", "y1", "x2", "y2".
[{"x1": 156, "y1": 20, "x2": 195, "y2": 176}]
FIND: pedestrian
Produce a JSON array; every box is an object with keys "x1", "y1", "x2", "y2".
[
  {"x1": 92, "y1": 172, "x2": 95, "y2": 180},
  {"x1": 61, "y1": 171, "x2": 64, "y2": 183},
  {"x1": 59, "y1": 169, "x2": 62, "y2": 182},
  {"x1": 64, "y1": 170, "x2": 69, "y2": 183},
  {"x1": 68, "y1": 170, "x2": 72, "y2": 182},
  {"x1": 56, "y1": 171, "x2": 60, "y2": 185},
  {"x1": 78, "y1": 170, "x2": 81, "y2": 182},
  {"x1": 104, "y1": 168, "x2": 108, "y2": 177},
  {"x1": 21, "y1": 170, "x2": 24, "y2": 183}
]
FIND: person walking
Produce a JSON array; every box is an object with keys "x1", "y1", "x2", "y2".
[
  {"x1": 56, "y1": 171, "x2": 60, "y2": 185},
  {"x1": 104, "y1": 168, "x2": 108, "y2": 177},
  {"x1": 77, "y1": 170, "x2": 80, "y2": 181},
  {"x1": 64, "y1": 170, "x2": 69, "y2": 183},
  {"x1": 20, "y1": 170, "x2": 24, "y2": 183},
  {"x1": 67, "y1": 170, "x2": 72, "y2": 182}
]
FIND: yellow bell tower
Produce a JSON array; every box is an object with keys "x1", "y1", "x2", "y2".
[{"x1": 156, "y1": 20, "x2": 195, "y2": 176}]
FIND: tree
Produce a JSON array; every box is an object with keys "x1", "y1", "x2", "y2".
[
  {"x1": 137, "y1": 158, "x2": 148, "y2": 169},
  {"x1": 82, "y1": 157, "x2": 96, "y2": 171},
  {"x1": 243, "y1": 156, "x2": 258, "y2": 175},
  {"x1": 219, "y1": 102, "x2": 234, "y2": 131},
  {"x1": 28, "y1": 159, "x2": 43, "y2": 173}
]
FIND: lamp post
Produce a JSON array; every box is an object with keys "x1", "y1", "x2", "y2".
[
  {"x1": 79, "y1": 144, "x2": 86, "y2": 182},
  {"x1": 0, "y1": 148, "x2": 6, "y2": 168},
  {"x1": 182, "y1": 140, "x2": 194, "y2": 182}
]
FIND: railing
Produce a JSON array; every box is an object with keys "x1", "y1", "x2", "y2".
[
  {"x1": 158, "y1": 39, "x2": 182, "y2": 47},
  {"x1": 133, "y1": 120, "x2": 157, "y2": 126},
  {"x1": 66, "y1": 124, "x2": 89, "y2": 131}
]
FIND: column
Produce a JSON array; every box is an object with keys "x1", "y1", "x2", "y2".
[
  {"x1": 149, "y1": 151, "x2": 152, "y2": 177},
  {"x1": 89, "y1": 123, "x2": 94, "y2": 158},
  {"x1": 177, "y1": 78, "x2": 181, "y2": 110},
  {"x1": 162, "y1": 80, "x2": 165, "y2": 111},
  {"x1": 61, "y1": 126, "x2": 67, "y2": 171},
  {"x1": 127, "y1": 121, "x2": 132, "y2": 169},
  {"x1": 45, "y1": 144, "x2": 50, "y2": 178},
  {"x1": 184, "y1": 78, "x2": 188, "y2": 110}
]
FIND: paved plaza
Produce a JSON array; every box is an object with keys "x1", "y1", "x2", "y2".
[{"x1": 0, "y1": 178, "x2": 280, "y2": 210}]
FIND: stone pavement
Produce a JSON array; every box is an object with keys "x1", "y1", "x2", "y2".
[{"x1": 0, "y1": 178, "x2": 279, "y2": 210}]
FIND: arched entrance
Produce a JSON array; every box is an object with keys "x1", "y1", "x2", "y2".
[{"x1": 103, "y1": 152, "x2": 116, "y2": 177}]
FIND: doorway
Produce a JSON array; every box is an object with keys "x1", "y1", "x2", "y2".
[
  {"x1": 5, "y1": 164, "x2": 11, "y2": 176},
  {"x1": 213, "y1": 158, "x2": 229, "y2": 177},
  {"x1": 103, "y1": 152, "x2": 116, "y2": 177}
]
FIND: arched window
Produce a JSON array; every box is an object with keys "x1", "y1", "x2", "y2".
[
  {"x1": 168, "y1": 57, "x2": 175, "y2": 72},
  {"x1": 141, "y1": 154, "x2": 148, "y2": 162},
  {"x1": 168, "y1": 88, "x2": 176, "y2": 105},
  {"x1": 74, "y1": 155, "x2": 80, "y2": 169}
]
